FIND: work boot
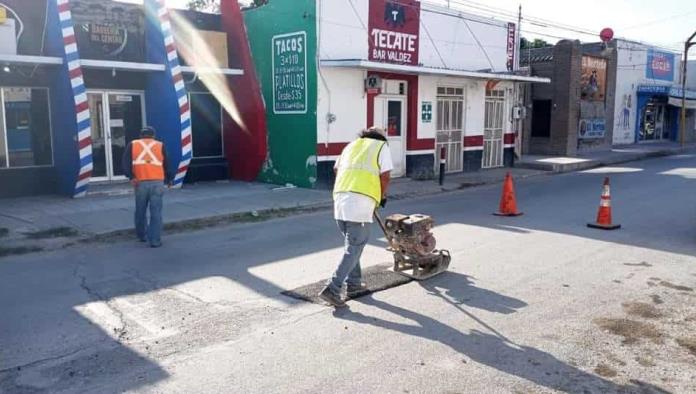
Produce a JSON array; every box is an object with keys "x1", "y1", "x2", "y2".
[
  {"x1": 318, "y1": 287, "x2": 346, "y2": 308},
  {"x1": 346, "y1": 282, "x2": 369, "y2": 298}
]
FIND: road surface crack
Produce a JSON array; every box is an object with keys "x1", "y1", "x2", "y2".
[{"x1": 73, "y1": 264, "x2": 129, "y2": 341}]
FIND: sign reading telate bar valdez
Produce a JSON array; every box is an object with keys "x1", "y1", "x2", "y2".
[{"x1": 368, "y1": 0, "x2": 420, "y2": 65}]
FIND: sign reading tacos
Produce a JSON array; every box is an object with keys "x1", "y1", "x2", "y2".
[
  {"x1": 272, "y1": 31, "x2": 307, "y2": 114},
  {"x1": 368, "y1": 0, "x2": 420, "y2": 65}
]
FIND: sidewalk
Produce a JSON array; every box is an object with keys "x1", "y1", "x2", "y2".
[
  {"x1": 5, "y1": 142, "x2": 695, "y2": 257},
  {"x1": 0, "y1": 167, "x2": 544, "y2": 255},
  {"x1": 517, "y1": 142, "x2": 696, "y2": 172}
]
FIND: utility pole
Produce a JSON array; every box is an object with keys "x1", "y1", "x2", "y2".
[{"x1": 680, "y1": 30, "x2": 696, "y2": 146}]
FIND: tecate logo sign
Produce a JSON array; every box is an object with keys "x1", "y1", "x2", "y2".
[
  {"x1": 646, "y1": 49, "x2": 675, "y2": 82},
  {"x1": 368, "y1": 0, "x2": 420, "y2": 65},
  {"x1": 506, "y1": 22, "x2": 516, "y2": 71}
]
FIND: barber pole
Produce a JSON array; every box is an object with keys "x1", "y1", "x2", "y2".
[
  {"x1": 155, "y1": 0, "x2": 191, "y2": 187},
  {"x1": 588, "y1": 177, "x2": 621, "y2": 230},
  {"x1": 57, "y1": 0, "x2": 92, "y2": 198}
]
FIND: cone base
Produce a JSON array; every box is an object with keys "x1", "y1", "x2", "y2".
[
  {"x1": 587, "y1": 222, "x2": 621, "y2": 230},
  {"x1": 493, "y1": 212, "x2": 524, "y2": 217}
]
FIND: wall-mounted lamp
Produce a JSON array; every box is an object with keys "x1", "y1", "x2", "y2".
[
  {"x1": 111, "y1": 68, "x2": 116, "y2": 78},
  {"x1": 2, "y1": 65, "x2": 10, "y2": 73}
]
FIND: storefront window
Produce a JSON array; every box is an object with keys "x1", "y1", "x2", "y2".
[
  {"x1": 0, "y1": 88, "x2": 52, "y2": 168},
  {"x1": 190, "y1": 93, "x2": 224, "y2": 158}
]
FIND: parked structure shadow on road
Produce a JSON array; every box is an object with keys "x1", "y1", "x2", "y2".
[
  {"x1": 418, "y1": 271, "x2": 528, "y2": 315},
  {"x1": 334, "y1": 296, "x2": 670, "y2": 394}
]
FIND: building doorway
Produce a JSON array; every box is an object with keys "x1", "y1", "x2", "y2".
[
  {"x1": 373, "y1": 95, "x2": 406, "y2": 177},
  {"x1": 87, "y1": 91, "x2": 145, "y2": 181},
  {"x1": 436, "y1": 86, "x2": 464, "y2": 173},
  {"x1": 639, "y1": 101, "x2": 669, "y2": 141},
  {"x1": 483, "y1": 89, "x2": 505, "y2": 168}
]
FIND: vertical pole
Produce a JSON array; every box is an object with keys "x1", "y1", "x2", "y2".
[
  {"x1": 439, "y1": 145, "x2": 446, "y2": 186},
  {"x1": 681, "y1": 42, "x2": 688, "y2": 146},
  {"x1": 680, "y1": 32, "x2": 696, "y2": 146}
]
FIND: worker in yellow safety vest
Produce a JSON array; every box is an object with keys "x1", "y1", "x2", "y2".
[
  {"x1": 318, "y1": 126, "x2": 393, "y2": 307},
  {"x1": 122, "y1": 126, "x2": 173, "y2": 248}
]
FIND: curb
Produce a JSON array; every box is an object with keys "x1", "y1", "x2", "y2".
[
  {"x1": 516, "y1": 147, "x2": 696, "y2": 173},
  {"x1": 3, "y1": 147, "x2": 693, "y2": 259}
]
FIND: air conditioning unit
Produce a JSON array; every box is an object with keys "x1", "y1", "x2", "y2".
[{"x1": 0, "y1": 18, "x2": 17, "y2": 55}]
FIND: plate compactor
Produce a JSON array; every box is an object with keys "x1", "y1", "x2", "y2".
[{"x1": 374, "y1": 211, "x2": 450, "y2": 280}]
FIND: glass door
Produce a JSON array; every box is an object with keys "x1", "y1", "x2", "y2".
[
  {"x1": 87, "y1": 91, "x2": 144, "y2": 181},
  {"x1": 373, "y1": 96, "x2": 406, "y2": 177},
  {"x1": 483, "y1": 89, "x2": 505, "y2": 168}
]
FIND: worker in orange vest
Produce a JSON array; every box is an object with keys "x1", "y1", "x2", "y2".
[{"x1": 122, "y1": 127, "x2": 173, "y2": 248}]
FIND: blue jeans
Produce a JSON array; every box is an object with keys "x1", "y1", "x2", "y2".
[
  {"x1": 134, "y1": 180, "x2": 164, "y2": 246},
  {"x1": 327, "y1": 220, "x2": 370, "y2": 294}
]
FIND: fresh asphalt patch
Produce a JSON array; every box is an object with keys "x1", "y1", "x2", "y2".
[{"x1": 282, "y1": 263, "x2": 412, "y2": 304}]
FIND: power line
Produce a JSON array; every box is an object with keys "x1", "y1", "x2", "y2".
[{"x1": 619, "y1": 9, "x2": 696, "y2": 31}]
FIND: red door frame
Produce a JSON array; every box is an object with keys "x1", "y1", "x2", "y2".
[{"x1": 366, "y1": 71, "x2": 434, "y2": 152}]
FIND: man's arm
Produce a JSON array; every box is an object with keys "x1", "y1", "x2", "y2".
[
  {"x1": 122, "y1": 142, "x2": 133, "y2": 180},
  {"x1": 162, "y1": 145, "x2": 174, "y2": 185},
  {"x1": 380, "y1": 171, "x2": 391, "y2": 199}
]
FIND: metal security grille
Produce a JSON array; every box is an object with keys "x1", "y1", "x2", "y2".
[
  {"x1": 436, "y1": 87, "x2": 464, "y2": 173},
  {"x1": 483, "y1": 89, "x2": 505, "y2": 169}
]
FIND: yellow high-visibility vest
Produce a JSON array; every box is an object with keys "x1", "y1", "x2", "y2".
[{"x1": 333, "y1": 138, "x2": 386, "y2": 204}]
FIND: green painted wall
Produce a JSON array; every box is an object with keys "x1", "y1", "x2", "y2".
[{"x1": 243, "y1": 0, "x2": 318, "y2": 187}]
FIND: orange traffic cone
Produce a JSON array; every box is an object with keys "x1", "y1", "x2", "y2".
[
  {"x1": 494, "y1": 172, "x2": 523, "y2": 216},
  {"x1": 588, "y1": 177, "x2": 621, "y2": 230}
]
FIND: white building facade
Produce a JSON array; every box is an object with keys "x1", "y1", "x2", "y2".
[
  {"x1": 613, "y1": 40, "x2": 684, "y2": 145},
  {"x1": 315, "y1": 0, "x2": 548, "y2": 184}
]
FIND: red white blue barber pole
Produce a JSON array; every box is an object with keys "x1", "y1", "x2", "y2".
[
  {"x1": 57, "y1": 0, "x2": 92, "y2": 198},
  {"x1": 156, "y1": 0, "x2": 191, "y2": 187}
]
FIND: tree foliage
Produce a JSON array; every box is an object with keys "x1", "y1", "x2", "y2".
[
  {"x1": 187, "y1": 0, "x2": 219, "y2": 13},
  {"x1": 520, "y1": 37, "x2": 552, "y2": 50}
]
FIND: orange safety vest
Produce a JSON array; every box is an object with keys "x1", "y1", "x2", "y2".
[{"x1": 132, "y1": 138, "x2": 165, "y2": 181}]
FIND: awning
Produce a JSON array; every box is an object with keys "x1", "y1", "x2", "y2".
[
  {"x1": 668, "y1": 97, "x2": 696, "y2": 109},
  {"x1": 79, "y1": 59, "x2": 166, "y2": 72},
  {"x1": 0, "y1": 54, "x2": 63, "y2": 66},
  {"x1": 320, "y1": 59, "x2": 551, "y2": 84},
  {"x1": 181, "y1": 66, "x2": 244, "y2": 76}
]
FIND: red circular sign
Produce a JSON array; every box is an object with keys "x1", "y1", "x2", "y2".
[{"x1": 600, "y1": 28, "x2": 614, "y2": 42}]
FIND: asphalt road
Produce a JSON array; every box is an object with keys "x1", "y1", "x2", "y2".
[{"x1": 2, "y1": 155, "x2": 696, "y2": 393}]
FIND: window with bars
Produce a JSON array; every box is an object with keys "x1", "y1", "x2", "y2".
[{"x1": 436, "y1": 86, "x2": 465, "y2": 173}]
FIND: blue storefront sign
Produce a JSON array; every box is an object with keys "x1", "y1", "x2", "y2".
[
  {"x1": 578, "y1": 118, "x2": 606, "y2": 139},
  {"x1": 646, "y1": 49, "x2": 675, "y2": 82}
]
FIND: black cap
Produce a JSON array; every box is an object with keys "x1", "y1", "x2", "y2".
[{"x1": 140, "y1": 126, "x2": 156, "y2": 137}]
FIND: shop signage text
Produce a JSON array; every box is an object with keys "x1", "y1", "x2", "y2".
[
  {"x1": 71, "y1": 0, "x2": 145, "y2": 62},
  {"x1": 646, "y1": 49, "x2": 675, "y2": 82},
  {"x1": 506, "y1": 22, "x2": 516, "y2": 71},
  {"x1": 0, "y1": 0, "x2": 49, "y2": 56},
  {"x1": 637, "y1": 84, "x2": 670, "y2": 94},
  {"x1": 272, "y1": 31, "x2": 307, "y2": 114},
  {"x1": 580, "y1": 56, "x2": 607, "y2": 101},
  {"x1": 368, "y1": 0, "x2": 420, "y2": 66},
  {"x1": 578, "y1": 118, "x2": 606, "y2": 139}
]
